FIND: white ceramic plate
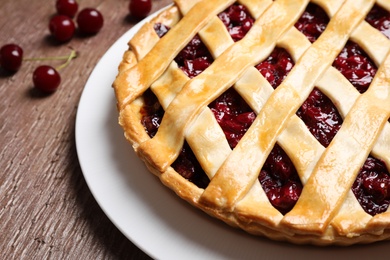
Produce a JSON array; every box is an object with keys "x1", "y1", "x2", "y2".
[{"x1": 75, "y1": 7, "x2": 389, "y2": 260}]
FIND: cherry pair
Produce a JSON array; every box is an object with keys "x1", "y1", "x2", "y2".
[{"x1": 50, "y1": 0, "x2": 104, "y2": 43}]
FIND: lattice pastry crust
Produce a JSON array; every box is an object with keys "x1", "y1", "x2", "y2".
[{"x1": 113, "y1": 0, "x2": 390, "y2": 245}]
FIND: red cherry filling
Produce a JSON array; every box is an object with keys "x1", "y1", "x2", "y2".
[
  {"x1": 140, "y1": 89, "x2": 164, "y2": 138},
  {"x1": 171, "y1": 142, "x2": 210, "y2": 189},
  {"x1": 174, "y1": 35, "x2": 214, "y2": 78},
  {"x1": 255, "y1": 47, "x2": 294, "y2": 89},
  {"x1": 218, "y1": 3, "x2": 254, "y2": 42},
  {"x1": 154, "y1": 23, "x2": 169, "y2": 38},
  {"x1": 333, "y1": 41, "x2": 377, "y2": 94},
  {"x1": 366, "y1": 4, "x2": 390, "y2": 39},
  {"x1": 294, "y1": 3, "x2": 330, "y2": 43},
  {"x1": 352, "y1": 157, "x2": 390, "y2": 216},
  {"x1": 209, "y1": 88, "x2": 256, "y2": 149},
  {"x1": 259, "y1": 144, "x2": 302, "y2": 215},
  {"x1": 153, "y1": 24, "x2": 213, "y2": 79},
  {"x1": 296, "y1": 88, "x2": 343, "y2": 147}
]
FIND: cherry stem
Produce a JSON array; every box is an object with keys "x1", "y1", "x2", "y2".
[
  {"x1": 56, "y1": 49, "x2": 77, "y2": 71},
  {"x1": 24, "y1": 49, "x2": 78, "y2": 71}
]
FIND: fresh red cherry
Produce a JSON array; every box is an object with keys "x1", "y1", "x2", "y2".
[
  {"x1": 77, "y1": 8, "x2": 104, "y2": 35},
  {"x1": 56, "y1": 0, "x2": 78, "y2": 18},
  {"x1": 0, "y1": 44, "x2": 23, "y2": 72},
  {"x1": 49, "y1": 15, "x2": 76, "y2": 42},
  {"x1": 33, "y1": 65, "x2": 61, "y2": 93},
  {"x1": 129, "y1": 0, "x2": 152, "y2": 19}
]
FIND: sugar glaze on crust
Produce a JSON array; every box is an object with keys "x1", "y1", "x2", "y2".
[{"x1": 113, "y1": 0, "x2": 390, "y2": 245}]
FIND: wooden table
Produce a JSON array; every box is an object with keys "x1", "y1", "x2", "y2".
[{"x1": 0, "y1": 0, "x2": 171, "y2": 258}]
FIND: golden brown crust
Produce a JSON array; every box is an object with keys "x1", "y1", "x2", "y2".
[{"x1": 113, "y1": 0, "x2": 390, "y2": 245}]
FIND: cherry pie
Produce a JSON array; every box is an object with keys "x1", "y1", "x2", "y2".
[{"x1": 113, "y1": 0, "x2": 390, "y2": 245}]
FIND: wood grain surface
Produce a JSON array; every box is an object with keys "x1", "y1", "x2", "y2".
[{"x1": 0, "y1": 0, "x2": 171, "y2": 259}]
